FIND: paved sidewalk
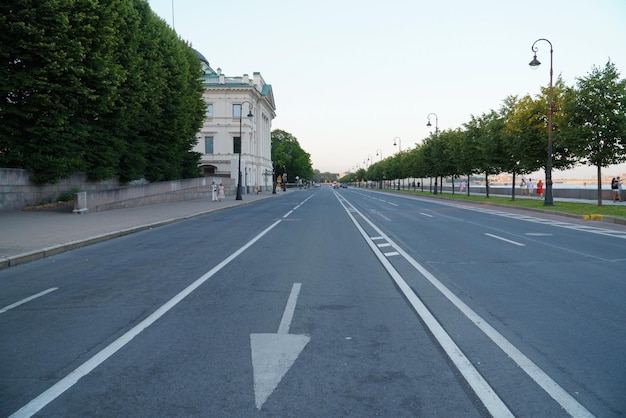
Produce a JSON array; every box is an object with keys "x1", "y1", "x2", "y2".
[{"x1": 0, "y1": 190, "x2": 287, "y2": 269}]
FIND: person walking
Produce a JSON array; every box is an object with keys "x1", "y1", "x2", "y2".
[
  {"x1": 536, "y1": 179, "x2": 544, "y2": 198},
  {"x1": 527, "y1": 178, "x2": 535, "y2": 197},
  {"x1": 611, "y1": 177, "x2": 620, "y2": 202},
  {"x1": 520, "y1": 178, "x2": 527, "y2": 196},
  {"x1": 211, "y1": 182, "x2": 217, "y2": 201},
  {"x1": 217, "y1": 183, "x2": 225, "y2": 202},
  {"x1": 617, "y1": 177, "x2": 623, "y2": 202}
]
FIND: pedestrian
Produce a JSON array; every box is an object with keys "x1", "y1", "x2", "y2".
[
  {"x1": 536, "y1": 179, "x2": 544, "y2": 198},
  {"x1": 211, "y1": 181, "x2": 217, "y2": 201},
  {"x1": 617, "y1": 177, "x2": 623, "y2": 202},
  {"x1": 611, "y1": 177, "x2": 620, "y2": 202},
  {"x1": 527, "y1": 178, "x2": 535, "y2": 196},
  {"x1": 520, "y1": 178, "x2": 527, "y2": 196},
  {"x1": 217, "y1": 183, "x2": 225, "y2": 201}
]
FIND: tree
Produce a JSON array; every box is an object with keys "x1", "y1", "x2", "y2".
[
  {"x1": 0, "y1": 0, "x2": 103, "y2": 183},
  {"x1": 271, "y1": 129, "x2": 313, "y2": 188},
  {"x1": 0, "y1": 0, "x2": 204, "y2": 184},
  {"x1": 563, "y1": 60, "x2": 626, "y2": 205},
  {"x1": 463, "y1": 111, "x2": 506, "y2": 197},
  {"x1": 500, "y1": 95, "x2": 538, "y2": 199}
]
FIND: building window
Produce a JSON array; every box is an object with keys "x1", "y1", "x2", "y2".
[
  {"x1": 205, "y1": 104, "x2": 213, "y2": 118},
  {"x1": 233, "y1": 104, "x2": 241, "y2": 118},
  {"x1": 204, "y1": 136, "x2": 214, "y2": 154},
  {"x1": 233, "y1": 136, "x2": 241, "y2": 154}
]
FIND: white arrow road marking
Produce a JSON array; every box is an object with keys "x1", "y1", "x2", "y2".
[
  {"x1": 250, "y1": 283, "x2": 310, "y2": 410},
  {"x1": 485, "y1": 233, "x2": 525, "y2": 246}
]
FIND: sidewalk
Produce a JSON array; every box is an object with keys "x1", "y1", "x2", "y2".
[{"x1": 0, "y1": 190, "x2": 288, "y2": 270}]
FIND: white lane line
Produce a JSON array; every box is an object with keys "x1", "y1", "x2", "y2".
[
  {"x1": 335, "y1": 196, "x2": 514, "y2": 418},
  {"x1": 420, "y1": 212, "x2": 434, "y2": 218},
  {"x1": 0, "y1": 288, "x2": 59, "y2": 314},
  {"x1": 384, "y1": 252, "x2": 400, "y2": 257},
  {"x1": 277, "y1": 283, "x2": 302, "y2": 335},
  {"x1": 9, "y1": 220, "x2": 284, "y2": 418},
  {"x1": 387, "y1": 202, "x2": 399, "y2": 207},
  {"x1": 377, "y1": 243, "x2": 392, "y2": 248},
  {"x1": 484, "y1": 233, "x2": 525, "y2": 246},
  {"x1": 283, "y1": 210, "x2": 294, "y2": 218},
  {"x1": 371, "y1": 236, "x2": 384, "y2": 240},
  {"x1": 345, "y1": 198, "x2": 593, "y2": 418}
]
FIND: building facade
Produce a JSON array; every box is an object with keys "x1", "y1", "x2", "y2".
[{"x1": 193, "y1": 51, "x2": 276, "y2": 193}]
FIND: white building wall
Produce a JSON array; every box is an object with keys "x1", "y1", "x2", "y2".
[{"x1": 193, "y1": 68, "x2": 276, "y2": 193}]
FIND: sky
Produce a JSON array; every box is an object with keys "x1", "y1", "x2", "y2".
[{"x1": 148, "y1": 0, "x2": 626, "y2": 179}]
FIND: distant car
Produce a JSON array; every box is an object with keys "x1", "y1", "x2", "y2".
[{"x1": 341, "y1": 184, "x2": 347, "y2": 188}]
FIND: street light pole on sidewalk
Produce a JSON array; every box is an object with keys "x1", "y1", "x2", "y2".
[
  {"x1": 529, "y1": 38, "x2": 554, "y2": 206},
  {"x1": 427, "y1": 113, "x2": 439, "y2": 195},
  {"x1": 393, "y1": 137, "x2": 401, "y2": 190},
  {"x1": 236, "y1": 101, "x2": 254, "y2": 200}
]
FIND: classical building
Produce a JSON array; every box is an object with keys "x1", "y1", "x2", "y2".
[{"x1": 193, "y1": 50, "x2": 276, "y2": 193}]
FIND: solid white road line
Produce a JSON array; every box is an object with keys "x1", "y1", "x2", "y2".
[
  {"x1": 277, "y1": 283, "x2": 302, "y2": 335},
  {"x1": 334, "y1": 193, "x2": 514, "y2": 418},
  {"x1": 344, "y1": 195, "x2": 593, "y2": 418},
  {"x1": 10, "y1": 220, "x2": 284, "y2": 418},
  {"x1": 0, "y1": 288, "x2": 58, "y2": 314}
]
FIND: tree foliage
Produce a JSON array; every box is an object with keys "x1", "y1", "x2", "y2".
[
  {"x1": 0, "y1": 0, "x2": 204, "y2": 184},
  {"x1": 271, "y1": 129, "x2": 313, "y2": 184},
  {"x1": 356, "y1": 63, "x2": 626, "y2": 205},
  {"x1": 562, "y1": 60, "x2": 626, "y2": 203}
]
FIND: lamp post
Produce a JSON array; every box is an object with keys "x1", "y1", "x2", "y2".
[
  {"x1": 263, "y1": 168, "x2": 273, "y2": 192},
  {"x1": 426, "y1": 113, "x2": 439, "y2": 195},
  {"x1": 529, "y1": 38, "x2": 554, "y2": 206},
  {"x1": 236, "y1": 101, "x2": 253, "y2": 200},
  {"x1": 393, "y1": 137, "x2": 401, "y2": 190},
  {"x1": 375, "y1": 149, "x2": 383, "y2": 188}
]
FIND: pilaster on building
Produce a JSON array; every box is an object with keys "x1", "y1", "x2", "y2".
[{"x1": 193, "y1": 50, "x2": 276, "y2": 193}]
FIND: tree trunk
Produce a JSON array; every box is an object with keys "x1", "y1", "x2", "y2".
[
  {"x1": 597, "y1": 165, "x2": 602, "y2": 206},
  {"x1": 511, "y1": 172, "x2": 516, "y2": 201},
  {"x1": 485, "y1": 171, "x2": 490, "y2": 198}
]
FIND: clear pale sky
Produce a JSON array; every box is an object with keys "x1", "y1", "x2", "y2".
[{"x1": 148, "y1": 0, "x2": 626, "y2": 179}]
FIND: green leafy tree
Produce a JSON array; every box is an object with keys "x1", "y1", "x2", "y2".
[
  {"x1": 1, "y1": 0, "x2": 97, "y2": 183},
  {"x1": 0, "y1": 0, "x2": 204, "y2": 184},
  {"x1": 271, "y1": 129, "x2": 313, "y2": 187},
  {"x1": 464, "y1": 112, "x2": 504, "y2": 197},
  {"x1": 562, "y1": 60, "x2": 626, "y2": 204}
]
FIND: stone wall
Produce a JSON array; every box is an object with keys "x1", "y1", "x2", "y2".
[
  {"x1": 74, "y1": 177, "x2": 235, "y2": 213},
  {"x1": 0, "y1": 168, "x2": 120, "y2": 212}
]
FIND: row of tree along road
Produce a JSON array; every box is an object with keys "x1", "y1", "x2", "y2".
[{"x1": 341, "y1": 61, "x2": 626, "y2": 205}]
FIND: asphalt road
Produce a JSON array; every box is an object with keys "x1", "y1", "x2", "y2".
[{"x1": 1, "y1": 186, "x2": 625, "y2": 417}]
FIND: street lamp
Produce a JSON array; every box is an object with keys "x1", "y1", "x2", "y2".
[
  {"x1": 393, "y1": 137, "x2": 401, "y2": 190},
  {"x1": 376, "y1": 148, "x2": 383, "y2": 161},
  {"x1": 263, "y1": 168, "x2": 273, "y2": 192},
  {"x1": 529, "y1": 38, "x2": 554, "y2": 206},
  {"x1": 427, "y1": 113, "x2": 439, "y2": 195},
  {"x1": 236, "y1": 101, "x2": 254, "y2": 200}
]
